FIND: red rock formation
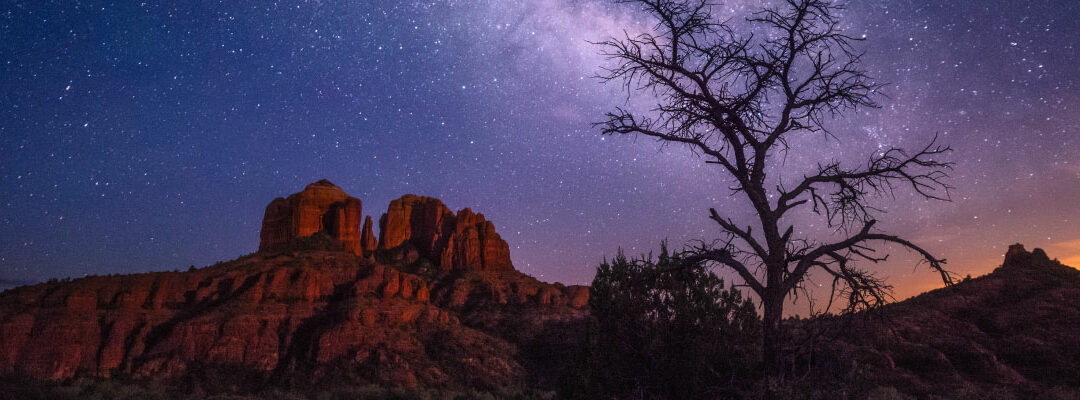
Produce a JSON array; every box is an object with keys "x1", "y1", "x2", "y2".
[
  {"x1": 361, "y1": 215, "x2": 378, "y2": 253},
  {"x1": 0, "y1": 182, "x2": 589, "y2": 392},
  {"x1": 440, "y1": 208, "x2": 513, "y2": 273},
  {"x1": 378, "y1": 196, "x2": 513, "y2": 274},
  {"x1": 0, "y1": 251, "x2": 565, "y2": 387},
  {"x1": 566, "y1": 285, "x2": 590, "y2": 308},
  {"x1": 325, "y1": 197, "x2": 363, "y2": 254},
  {"x1": 259, "y1": 180, "x2": 364, "y2": 255},
  {"x1": 378, "y1": 195, "x2": 455, "y2": 255}
]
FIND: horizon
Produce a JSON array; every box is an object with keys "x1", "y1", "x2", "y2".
[
  {"x1": 1, "y1": 177, "x2": 1076, "y2": 311},
  {"x1": 3, "y1": 0, "x2": 1079, "y2": 310}
]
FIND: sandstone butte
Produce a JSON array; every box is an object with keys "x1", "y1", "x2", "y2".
[{"x1": 0, "y1": 180, "x2": 589, "y2": 391}]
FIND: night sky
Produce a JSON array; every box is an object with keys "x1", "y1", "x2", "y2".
[{"x1": 2, "y1": 1, "x2": 1078, "y2": 306}]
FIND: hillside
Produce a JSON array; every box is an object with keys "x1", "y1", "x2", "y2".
[
  {"x1": 0, "y1": 181, "x2": 588, "y2": 395},
  {"x1": 802, "y1": 244, "x2": 1080, "y2": 398}
]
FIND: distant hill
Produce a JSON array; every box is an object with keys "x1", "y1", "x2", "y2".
[{"x1": 800, "y1": 244, "x2": 1080, "y2": 399}]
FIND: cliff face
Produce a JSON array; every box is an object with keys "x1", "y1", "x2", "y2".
[
  {"x1": 377, "y1": 196, "x2": 512, "y2": 274},
  {"x1": 0, "y1": 181, "x2": 588, "y2": 391},
  {"x1": 259, "y1": 180, "x2": 364, "y2": 256},
  {"x1": 260, "y1": 182, "x2": 514, "y2": 276}
]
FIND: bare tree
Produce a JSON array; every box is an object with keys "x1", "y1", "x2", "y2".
[{"x1": 596, "y1": 0, "x2": 954, "y2": 380}]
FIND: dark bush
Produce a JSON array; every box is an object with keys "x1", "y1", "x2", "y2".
[{"x1": 561, "y1": 243, "x2": 761, "y2": 399}]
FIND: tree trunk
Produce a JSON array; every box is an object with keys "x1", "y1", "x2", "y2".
[{"x1": 762, "y1": 292, "x2": 784, "y2": 382}]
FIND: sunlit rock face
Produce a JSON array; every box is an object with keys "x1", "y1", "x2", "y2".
[
  {"x1": 379, "y1": 195, "x2": 513, "y2": 275},
  {"x1": 259, "y1": 179, "x2": 364, "y2": 255},
  {"x1": 378, "y1": 194, "x2": 455, "y2": 254},
  {"x1": 260, "y1": 183, "x2": 515, "y2": 276}
]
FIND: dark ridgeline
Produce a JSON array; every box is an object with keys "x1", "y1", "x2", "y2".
[
  {"x1": 562, "y1": 244, "x2": 1080, "y2": 399},
  {"x1": 793, "y1": 244, "x2": 1080, "y2": 398}
]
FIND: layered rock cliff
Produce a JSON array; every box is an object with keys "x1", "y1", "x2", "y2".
[
  {"x1": 260, "y1": 182, "x2": 514, "y2": 277},
  {"x1": 0, "y1": 181, "x2": 588, "y2": 391}
]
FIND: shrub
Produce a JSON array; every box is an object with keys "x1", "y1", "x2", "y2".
[{"x1": 561, "y1": 243, "x2": 761, "y2": 399}]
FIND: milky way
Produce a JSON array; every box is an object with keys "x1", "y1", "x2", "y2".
[{"x1": 2, "y1": 1, "x2": 1078, "y2": 305}]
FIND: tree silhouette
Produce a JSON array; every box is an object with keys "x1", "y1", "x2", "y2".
[{"x1": 596, "y1": 0, "x2": 955, "y2": 380}]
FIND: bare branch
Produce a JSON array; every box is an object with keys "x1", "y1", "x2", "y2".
[
  {"x1": 709, "y1": 207, "x2": 768, "y2": 259},
  {"x1": 786, "y1": 219, "x2": 954, "y2": 300},
  {"x1": 681, "y1": 241, "x2": 766, "y2": 295},
  {"x1": 777, "y1": 135, "x2": 954, "y2": 225}
]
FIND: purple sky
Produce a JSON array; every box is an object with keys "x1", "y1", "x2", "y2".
[{"x1": 2, "y1": 0, "x2": 1079, "y2": 308}]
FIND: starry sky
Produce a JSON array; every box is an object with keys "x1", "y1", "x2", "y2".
[{"x1": 2, "y1": 1, "x2": 1079, "y2": 306}]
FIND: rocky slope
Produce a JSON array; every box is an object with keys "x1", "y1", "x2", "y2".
[
  {"x1": 0, "y1": 181, "x2": 588, "y2": 392},
  {"x1": 804, "y1": 244, "x2": 1080, "y2": 398},
  {"x1": 5, "y1": 180, "x2": 1077, "y2": 399}
]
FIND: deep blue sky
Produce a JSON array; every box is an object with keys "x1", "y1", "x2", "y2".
[{"x1": 2, "y1": 1, "x2": 1079, "y2": 302}]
